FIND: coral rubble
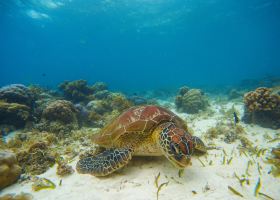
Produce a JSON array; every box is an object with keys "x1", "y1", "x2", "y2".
[
  {"x1": 175, "y1": 86, "x2": 209, "y2": 114},
  {"x1": 243, "y1": 87, "x2": 280, "y2": 129},
  {"x1": 0, "y1": 151, "x2": 21, "y2": 189}
]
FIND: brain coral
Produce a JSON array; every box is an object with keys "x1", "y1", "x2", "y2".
[
  {"x1": 175, "y1": 87, "x2": 209, "y2": 114},
  {"x1": 0, "y1": 151, "x2": 21, "y2": 189}
]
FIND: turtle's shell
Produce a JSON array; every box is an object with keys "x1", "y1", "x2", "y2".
[{"x1": 93, "y1": 105, "x2": 188, "y2": 147}]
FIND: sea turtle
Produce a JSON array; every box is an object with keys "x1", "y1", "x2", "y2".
[{"x1": 76, "y1": 105, "x2": 206, "y2": 176}]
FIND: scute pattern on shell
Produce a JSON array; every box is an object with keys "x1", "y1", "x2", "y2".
[{"x1": 92, "y1": 105, "x2": 188, "y2": 146}]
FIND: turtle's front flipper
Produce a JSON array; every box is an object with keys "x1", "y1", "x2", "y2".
[{"x1": 76, "y1": 148, "x2": 133, "y2": 176}]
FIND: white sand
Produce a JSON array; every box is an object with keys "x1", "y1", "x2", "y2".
[{"x1": 1, "y1": 101, "x2": 280, "y2": 200}]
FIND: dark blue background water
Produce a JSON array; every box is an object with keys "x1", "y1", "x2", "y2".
[{"x1": 1, "y1": 0, "x2": 280, "y2": 92}]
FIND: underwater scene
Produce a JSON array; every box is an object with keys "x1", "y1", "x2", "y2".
[{"x1": 0, "y1": 0, "x2": 280, "y2": 200}]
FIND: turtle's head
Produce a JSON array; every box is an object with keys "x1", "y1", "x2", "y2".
[{"x1": 155, "y1": 122, "x2": 194, "y2": 168}]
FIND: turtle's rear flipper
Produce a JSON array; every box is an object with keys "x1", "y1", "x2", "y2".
[{"x1": 76, "y1": 148, "x2": 133, "y2": 176}]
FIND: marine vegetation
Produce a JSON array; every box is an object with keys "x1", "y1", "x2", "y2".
[
  {"x1": 16, "y1": 142, "x2": 55, "y2": 175},
  {"x1": 0, "y1": 151, "x2": 21, "y2": 189},
  {"x1": 76, "y1": 105, "x2": 206, "y2": 176},
  {"x1": 267, "y1": 145, "x2": 280, "y2": 177},
  {"x1": 243, "y1": 87, "x2": 280, "y2": 129},
  {"x1": 175, "y1": 86, "x2": 209, "y2": 114},
  {"x1": 204, "y1": 121, "x2": 253, "y2": 149},
  {"x1": 36, "y1": 100, "x2": 79, "y2": 135},
  {"x1": 31, "y1": 177, "x2": 56, "y2": 191}
]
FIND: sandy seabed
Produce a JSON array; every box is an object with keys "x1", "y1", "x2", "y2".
[{"x1": 1, "y1": 101, "x2": 280, "y2": 200}]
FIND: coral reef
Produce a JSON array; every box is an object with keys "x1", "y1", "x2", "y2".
[
  {"x1": 127, "y1": 95, "x2": 148, "y2": 105},
  {"x1": 175, "y1": 86, "x2": 209, "y2": 114},
  {"x1": 91, "y1": 82, "x2": 108, "y2": 93},
  {"x1": 42, "y1": 100, "x2": 78, "y2": 123},
  {"x1": 0, "y1": 151, "x2": 21, "y2": 189},
  {"x1": 0, "y1": 84, "x2": 35, "y2": 128},
  {"x1": 243, "y1": 87, "x2": 280, "y2": 129},
  {"x1": 85, "y1": 92, "x2": 132, "y2": 127},
  {"x1": 16, "y1": 142, "x2": 55, "y2": 175},
  {"x1": 0, "y1": 84, "x2": 34, "y2": 107},
  {"x1": 0, "y1": 101, "x2": 30, "y2": 128},
  {"x1": 109, "y1": 93, "x2": 132, "y2": 112},
  {"x1": 59, "y1": 80, "x2": 94, "y2": 102},
  {"x1": 36, "y1": 100, "x2": 79, "y2": 135}
]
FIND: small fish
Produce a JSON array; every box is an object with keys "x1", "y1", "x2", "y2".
[
  {"x1": 233, "y1": 112, "x2": 239, "y2": 125},
  {"x1": 228, "y1": 186, "x2": 244, "y2": 198},
  {"x1": 42, "y1": 73, "x2": 46, "y2": 77}
]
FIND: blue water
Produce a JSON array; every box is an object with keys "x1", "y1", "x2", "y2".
[{"x1": 1, "y1": 0, "x2": 280, "y2": 92}]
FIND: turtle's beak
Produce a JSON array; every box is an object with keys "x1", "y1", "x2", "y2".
[{"x1": 168, "y1": 155, "x2": 191, "y2": 169}]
